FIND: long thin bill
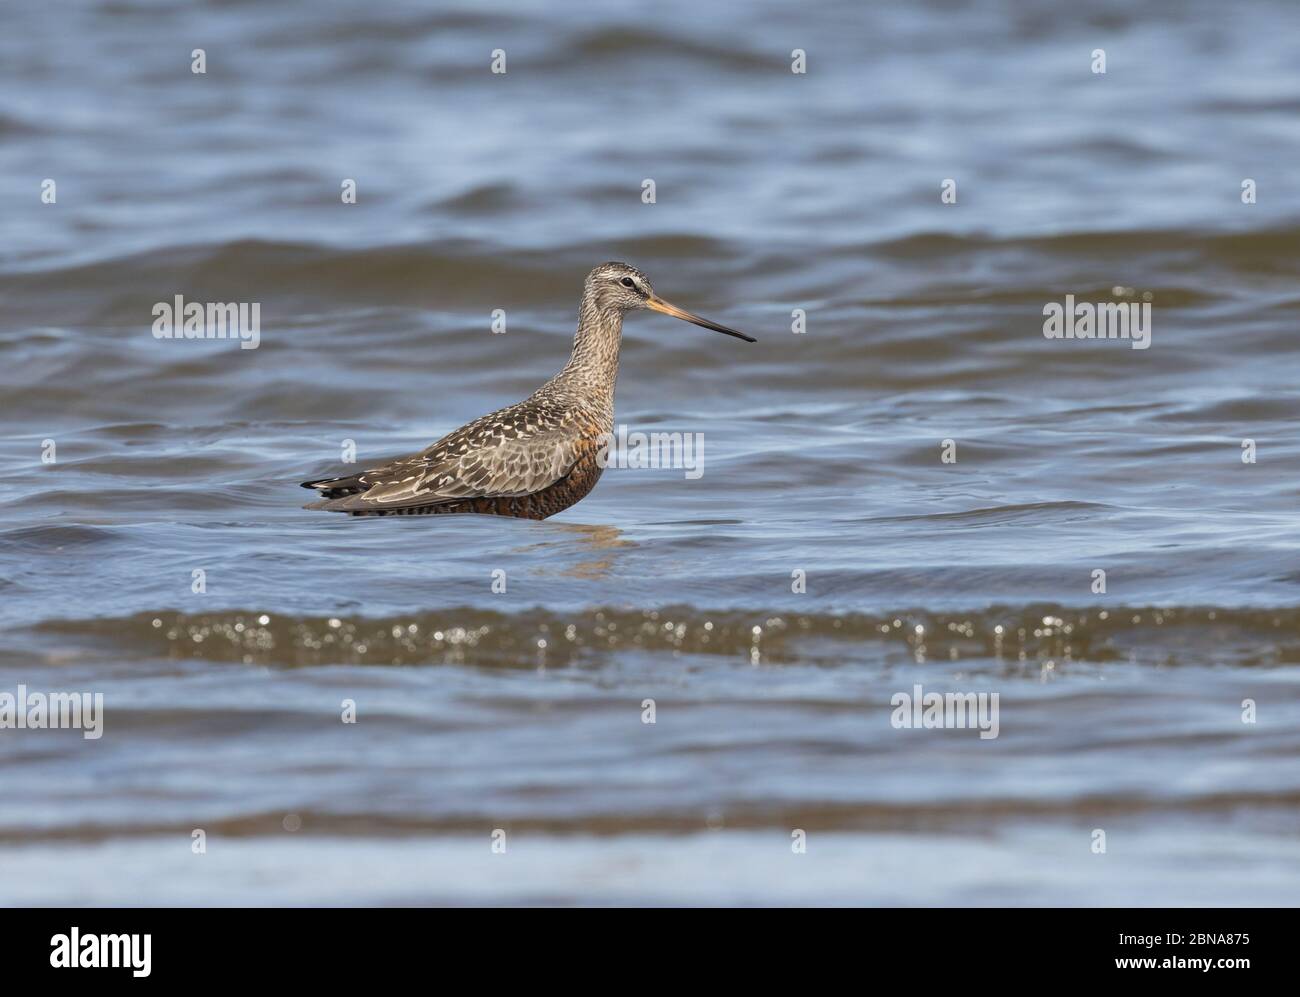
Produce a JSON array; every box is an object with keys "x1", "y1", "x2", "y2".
[{"x1": 645, "y1": 295, "x2": 756, "y2": 342}]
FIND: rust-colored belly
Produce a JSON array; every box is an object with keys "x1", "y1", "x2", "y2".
[{"x1": 452, "y1": 444, "x2": 605, "y2": 519}]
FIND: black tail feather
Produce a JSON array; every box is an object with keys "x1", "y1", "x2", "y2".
[{"x1": 300, "y1": 474, "x2": 366, "y2": 499}]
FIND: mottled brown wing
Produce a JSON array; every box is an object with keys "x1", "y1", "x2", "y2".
[
  {"x1": 365, "y1": 431, "x2": 579, "y2": 504},
  {"x1": 307, "y1": 409, "x2": 587, "y2": 513}
]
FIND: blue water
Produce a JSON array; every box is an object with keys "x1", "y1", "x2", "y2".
[{"x1": 1, "y1": 0, "x2": 1298, "y2": 905}]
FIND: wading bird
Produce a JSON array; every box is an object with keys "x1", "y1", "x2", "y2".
[{"x1": 302, "y1": 262, "x2": 754, "y2": 519}]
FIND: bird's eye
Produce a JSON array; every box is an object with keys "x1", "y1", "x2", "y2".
[{"x1": 620, "y1": 277, "x2": 637, "y2": 289}]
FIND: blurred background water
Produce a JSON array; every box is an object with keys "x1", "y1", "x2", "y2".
[{"x1": 1, "y1": 0, "x2": 1298, "y2": 905}]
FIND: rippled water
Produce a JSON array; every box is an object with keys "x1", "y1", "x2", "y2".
[{"x1": 2, "y1": 0, "x2": 1299, "y2": 905}]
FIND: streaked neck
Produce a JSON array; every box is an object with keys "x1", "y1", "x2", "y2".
[{"x1": 561, "y1": 296, "x2": 623, "y2": 391}]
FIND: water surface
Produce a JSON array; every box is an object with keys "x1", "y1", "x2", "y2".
[{"x1": 1, "y1": 0, "x2": 1298, "y2": 905}]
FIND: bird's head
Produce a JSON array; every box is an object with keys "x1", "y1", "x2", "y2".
[{"x1": 584, "y1": 262, "x2": 755, "y2": 342}]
